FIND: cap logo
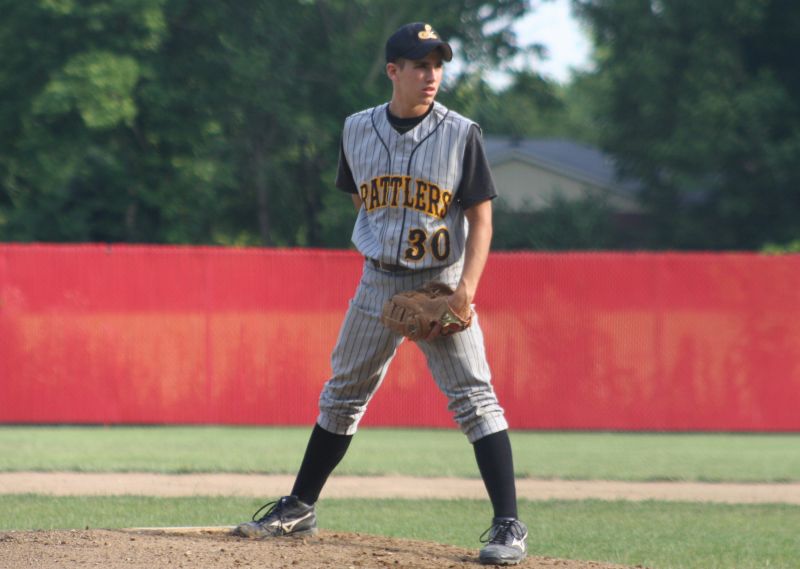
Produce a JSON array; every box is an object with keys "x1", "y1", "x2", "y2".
[{"x1": 418, "y1": 24, "x2": 438, "y2": 40}]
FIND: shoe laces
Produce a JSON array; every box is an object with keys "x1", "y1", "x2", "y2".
[
  {"x1": 480, "y1": 518, "x2": 524, "y2": 545},
  {"x1": 251, "y1": 499, "x2": 282, "y2": 523}
]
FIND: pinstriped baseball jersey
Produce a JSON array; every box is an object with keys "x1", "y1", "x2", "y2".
[
  {"x1": 342, "y1": 101, "x2": 473, "y2": 269},
  {"x1": 316, "y1": 100, "x2": 508, "y2": 443}
]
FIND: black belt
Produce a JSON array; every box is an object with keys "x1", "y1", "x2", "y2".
[{"x1": 367, "y1": 257, "x2": 412, "y2": 273}]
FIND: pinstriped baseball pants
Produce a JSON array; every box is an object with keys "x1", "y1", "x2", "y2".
[{"x1": 317, "y1": 259, "x2": 508, "y2": 443}]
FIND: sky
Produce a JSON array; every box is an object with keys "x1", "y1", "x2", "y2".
[{"x1": 489, "y1": 0, "x2": 593, "y2": 87}]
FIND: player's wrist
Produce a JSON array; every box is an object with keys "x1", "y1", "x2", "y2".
[
  {"x1": 456, "y1": 282, "x2": 476, "y2": 304},
  {"x1": 450, "y1": 286, "x2": 474, "y2": 318}
]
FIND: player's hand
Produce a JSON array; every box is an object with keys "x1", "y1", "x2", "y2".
[
  {"x1": 423, "y1": 287, "x2": 471, "y2": 342},
  {"x1": 448, "y1": 285, "x2": 473, "y2": 319}
]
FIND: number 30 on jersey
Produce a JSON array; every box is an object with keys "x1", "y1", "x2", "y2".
[{"x1": 404, "y1": 227, "x2": 450, "y2": 261}]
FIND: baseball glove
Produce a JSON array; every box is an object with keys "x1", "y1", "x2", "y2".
[{"x1": 381, "y1": 282, "x2": 472, "y2": 341}]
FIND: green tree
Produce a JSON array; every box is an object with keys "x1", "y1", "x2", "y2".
[
  {"x1": 0, "y1": 0, "x2": 533, "y2": 246},
  {"x1": 441, "y1": 69, "x2": 603, "y2": 145},
  {"x1": 575, "y1": 0, "x2": 800, "y2": 250},
  {"x1": 0, "y1": 0, "x2": 173, "y2": 242},
  {"x1": 493, "y1": 196, "x2": 634, "y2": 250}
]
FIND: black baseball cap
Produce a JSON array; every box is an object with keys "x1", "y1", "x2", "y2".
[{"x1": 385, "y1": 22, "x2": 453, "y2": 63}]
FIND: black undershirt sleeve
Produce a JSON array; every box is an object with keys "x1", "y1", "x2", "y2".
[
  {"x1": 335, "y1": 139, "x2": 358, "y2": 194},
  {"x1": 456, "y1": 124, "x2": 498, "y2": 210}
]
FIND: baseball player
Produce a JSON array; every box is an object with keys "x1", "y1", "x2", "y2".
[{"x1": 234, "y1": 22, "x2": 528, "y2": 565}]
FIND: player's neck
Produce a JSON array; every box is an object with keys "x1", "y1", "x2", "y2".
[{"x1": 388, "y1": 99, "x2": 432, "y2": 119}]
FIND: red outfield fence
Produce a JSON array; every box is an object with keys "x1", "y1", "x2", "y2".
[{"x1": 1, "y1": 244, "x2": 799, "y2": 431}]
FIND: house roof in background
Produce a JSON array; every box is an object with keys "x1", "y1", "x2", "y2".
[{"x1": 483, "y1": 136, "x2": 642, "y2": 197}]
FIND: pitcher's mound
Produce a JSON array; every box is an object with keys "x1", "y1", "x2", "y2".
[{"x1": 0, "y1": 528, "x2": 642, "y2": 568}]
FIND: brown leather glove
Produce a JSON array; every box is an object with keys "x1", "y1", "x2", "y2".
[{"x1": 381, "y1": 282, "x2": 472, "y2": 341}]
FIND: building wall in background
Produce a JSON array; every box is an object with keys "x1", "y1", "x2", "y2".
[{"x1": 491, "y1": 159, "x2": 640, "y2": 212}]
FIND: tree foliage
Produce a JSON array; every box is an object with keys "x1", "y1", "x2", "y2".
[
  {"x1": 0, "y1": 0, "x2": 533, "y2": 246},
  {"x1": 575, "y1": 0, "x2": 800, "y2": 250},
  {"x1": 7, "y1": 1, "x2": 799, "y2": 251},
  {"x1": 493, "y1": 196, "x2": 639, "y2": 250}
]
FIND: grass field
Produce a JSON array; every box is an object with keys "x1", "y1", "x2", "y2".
[
  {"x1": 3, "y1": 425, "x2": 800, "y2": 481},
  {"x1": 4, "y1": 426, "x2": 800, "y2": 569}
]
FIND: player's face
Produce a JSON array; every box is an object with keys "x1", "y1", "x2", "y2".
[{"x1": 388, "y1": 51, "x2": 444, "y2": 118}]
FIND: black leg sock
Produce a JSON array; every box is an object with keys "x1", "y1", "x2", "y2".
[
  {"x1": 473, "y1": 430, "x2": 518, "y2": 519},
  {"x1": 291, "y1": 423, "x2": 353, "y2": 505}
]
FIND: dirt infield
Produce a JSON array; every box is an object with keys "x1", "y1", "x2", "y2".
[
  {"x1": 3, "y1": 473, "x2": 798, "y2": 568},
  {"x1": 0, "y1": 527, "x2": 638, "y2": 569},
  {"x1": 1, "y1": 472, "x2": 799, "y2": 504}
]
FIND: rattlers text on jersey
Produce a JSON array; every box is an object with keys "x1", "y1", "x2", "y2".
[{"x1": 340, "y1": 101, "x2": 492, "y2": 269}]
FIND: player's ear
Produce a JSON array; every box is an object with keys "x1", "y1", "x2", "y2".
[{"x1": 386, "y1": 59, "x2": 404, "y2": 80}]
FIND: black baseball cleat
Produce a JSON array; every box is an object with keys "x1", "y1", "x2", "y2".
[
  {"x1": 478, "y1": 517, "x2": 528, "y2": 565},
  {"x1": 233, "y1": 495, "x2": 318, "y2": 538}
]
